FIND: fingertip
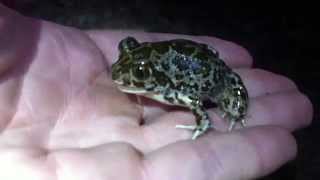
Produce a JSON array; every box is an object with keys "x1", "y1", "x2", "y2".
[
  {"x1": 298, "y1": 92, "x2": 314, "y2": 127},
  {"x1": 240, "y1": 126, "x2": 297, "y2": 177}
]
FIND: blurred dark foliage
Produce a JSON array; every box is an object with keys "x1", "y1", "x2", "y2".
[{"x1": 3, "y1": 0, "x2": 319, "y2": 179}]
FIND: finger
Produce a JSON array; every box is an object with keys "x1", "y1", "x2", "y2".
[
  {"x1": 207, "y1": 91, "x2": 312, "y2": 131},
  {"x1": 143, "y1": 126, "x2": 297, "y2": 180},
  {"x1": 236, "y1": 68, "x2": 298, "y2": 98},
  {"x1": 244, "y1": 91, "x2": 313, "y2": 130},
  {"x1": 87, "y1": 30, "x2": 253, "y2": 68},
  {"x1": 141, "y1": 90, "x2": 312, "y2": 148}
]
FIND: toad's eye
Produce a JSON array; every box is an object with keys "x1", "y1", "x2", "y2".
[{"x1": 133, "y1": 65, "x2": 151, "y2": 80}]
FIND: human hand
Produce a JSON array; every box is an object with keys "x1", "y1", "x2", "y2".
[{"x1": 0, "y1": 5, "x2": 313, "y2": 180}]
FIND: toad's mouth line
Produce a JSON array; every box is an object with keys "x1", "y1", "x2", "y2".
[{"x1": 117, "y1": 85, "x2": 148, "y2": 94}]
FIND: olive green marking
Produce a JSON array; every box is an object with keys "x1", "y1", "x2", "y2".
[
  {"x1": 164, "y1": 95, "x2": 175, "y2": 103},
  {"x1": 176, "y1": 97, "x2": 186, "y2": 105},
  {"x1": 132, "y1": 81, "x2": 146, "y2": 88},
  {"x1": 152, "y1": 42, "x2": 170, "y2": 54},
  {"x1": 160, "y1": 61, "x2": 170, "y2": 71},
  {"x1": 175, "y1": 74, "x2": 184, "y2": 80}
]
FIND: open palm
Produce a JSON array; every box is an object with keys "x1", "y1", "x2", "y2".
[{"x1": 0, "y1": 5, "x2": 313, "y2": 180}]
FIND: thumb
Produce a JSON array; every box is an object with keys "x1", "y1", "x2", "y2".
[{"x1": 0, "y1": 4, "x2": 40, "y2": 129}]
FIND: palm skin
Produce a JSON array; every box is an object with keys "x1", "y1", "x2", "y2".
[{"x1": 0, "y1": 5, "x2": 313, "y2": 180}]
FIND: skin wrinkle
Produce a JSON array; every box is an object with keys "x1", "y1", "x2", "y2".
[
  {"x1": 140, "y1": 126, "x2": 154, "y2": 153},
  {"x1": 0, "y1": 76, "x2": 22, "y2": 132},
  {"x1": 48, "y1": 94, "x2": 69, "y2": 150},
  {"x1": 119, "y1": 143, "x2": 145, "y2": 180},
  {"x1": 48, "y1": 28, "x2": 72, "y2": 140},
  {"x1": 47, "y1": 25, "x2": 71, "y2": 73},
  {"x1": 46, "y1": 152, "x2": 59, "y2": 180},
  {"x1": 87, "y1": 31, "x2": 117, "y2": 68},
  {"x1": 138, "y1": 149, "x2": 151, "y2": 180},
  {"x1": 85, "y1": 32, "x2": 110, "y2": 74},
  {"x1": 30, "y1": 148, "x2": 56, "y2": 179},
  {"x1": 204, "y1": 133, "x2": 261, "y2": 180},
  {"x1": 68, "y1": 29, "x2": 106, "y2": 81},
  {"x1": 2, "y1": 71, "x2": 23, "y2": 132},
  {"x1": 191, "y1": 139, "x2": 222, "y2": 180},
  {"x1": 237, "y1": 132, "x2": 263, "y2": 180},
  {"x1": 181, "y1": 141, "x2": 209, "y2": 180},
  {"x1": 120, "y1": 143, "x2": 147, "y2": 180},
  {"x1": 48, "y1": 150, "x2": 71, "y2": 180},
  {"x1": 32, "y1": 25, "x2": 72, "y2": 148},
  {"x1": 23, "y1": 89, "x2": 37, "y2": 122},
  {"x1": 41, "y1": 24, "x2": 106, "y2": 150}
]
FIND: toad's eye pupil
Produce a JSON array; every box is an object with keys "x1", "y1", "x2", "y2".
[{"x1": 133, "y1": 66, "x2": 150, "y2": 80}]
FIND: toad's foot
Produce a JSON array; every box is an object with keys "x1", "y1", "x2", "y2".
[
  {"x1": 227, "y1": 118, "x2": 247, "y2": 131},
  {"x1": 176, "y1": 119, "x2": 212, "y2": 140}
]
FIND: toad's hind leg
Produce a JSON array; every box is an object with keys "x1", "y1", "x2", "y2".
[{"x1": 176, "y1": 98, "x2": 212, "y2": 139}]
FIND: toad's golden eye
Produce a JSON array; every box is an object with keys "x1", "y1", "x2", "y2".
[{"x1": 133, "y1": 65, "x2": 150, "y2": 80}]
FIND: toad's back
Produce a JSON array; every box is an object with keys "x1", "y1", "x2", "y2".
[{"x1": 130, "y1": 39, "x2": 232, "y2": 98}]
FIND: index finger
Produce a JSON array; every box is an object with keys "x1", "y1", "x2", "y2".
[{"x1": 87, "y1": 30, "x2": 253, "y2": 68}]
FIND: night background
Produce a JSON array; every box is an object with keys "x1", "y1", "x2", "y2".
[{"x1": 2, "y1": 0, "x2": 318, "y2": 179}]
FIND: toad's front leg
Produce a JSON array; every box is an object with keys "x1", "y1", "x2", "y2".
[
  {"x1": 176, "y1": 98, "x2": 212, "y2": 139},
  {"x1": 215, "y1": 73, "x2": 249, "y2": 131}
]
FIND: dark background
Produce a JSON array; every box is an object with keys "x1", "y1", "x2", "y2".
[{"x1": 3, "y1": 0, "x2": 319, "y2": 179}]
